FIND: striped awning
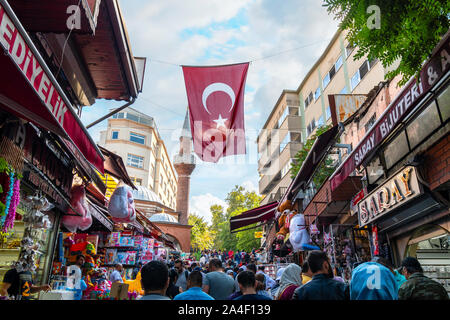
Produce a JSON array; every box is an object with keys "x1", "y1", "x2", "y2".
[{"x1": 230, "y1": 201, "x2": 278, "y2": 232}]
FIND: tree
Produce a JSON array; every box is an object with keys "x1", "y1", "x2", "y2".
[
  {"x1": 290, "y1": 125, "x2": 335, "y2": 189},
  {"x1": 209, "y1": 185, "x2": 263, "y2": 251},
  {"x1": 188, "y1": 213, "x2": 214, "y2": 251},
  {"x1": 323, "y1": 0, "x2": 450, "y2": 85}
]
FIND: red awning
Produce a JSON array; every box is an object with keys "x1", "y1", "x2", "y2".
[
  {"x1": 230, "y1": 201, "x2": 279, "y2": 232},
  {"x1": 0, "y1": 1, "x2": 104, "y2": 172}
]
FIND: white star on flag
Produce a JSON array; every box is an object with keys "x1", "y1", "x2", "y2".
[{"x1": 213, "y1": 114, "x2": 228, "y2": 129}]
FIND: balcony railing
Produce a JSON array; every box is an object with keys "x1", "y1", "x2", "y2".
[{"x1": 173, "y1": 154, "x2": 196, "y2": 165}]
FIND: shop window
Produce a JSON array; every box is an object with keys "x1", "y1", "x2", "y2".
[
  {"x1": 406, "y1": 101, "x2": 441, "y2": 149},
  {"x1": 366, "y1": 156, "x2": 384, "y2": 185},
  {"x1": 383, "y1": 131, "x2": 409, "y2": 169},
  {"x1": 111, "y1": 131, "x2": 119, "y2": 139},
  {"x1": 405, "y1": 224, "x2": 450, "y2": 294},
  {"x1": 437, "y1": 86, "x2": 450, "y2": 121}
]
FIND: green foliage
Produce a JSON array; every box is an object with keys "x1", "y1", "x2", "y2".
[
  {"x1": 189, "y1": 213, "x2": 214, "y2": 251},
  {"x1": 323, "y1": 0, "x2": 450, "y2": 85},
  {"x1": 290, "y1": 125, "x2": 333, "y2": 189},
  {"x1": 209, "y1": 185, "x2": 263, "y2": 251}
]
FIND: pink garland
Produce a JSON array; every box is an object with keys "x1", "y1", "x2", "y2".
[{"x1": 3, "y1": 179, "x2": 20, "y2": 232}]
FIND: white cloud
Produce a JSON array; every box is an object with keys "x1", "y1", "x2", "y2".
[
  {"x1": 242, "y1": 180, "x2": 258, "y2": 193},
  {"x1": 190, "y1": 193, "x2": 228, "y2": 225}
]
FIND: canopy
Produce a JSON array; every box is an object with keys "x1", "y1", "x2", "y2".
[
  {"x1": 279, "y1": 124, "x2": 341, "y2": 205},
  {"x1": 0, "y1": 1, "x2": 104, "y2": 172},
  {"x1": 230, "y1": 201, "x2": 279, "y2": 232}
]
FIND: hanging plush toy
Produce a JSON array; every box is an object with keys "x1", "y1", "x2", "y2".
[
  {"x1": 62, "y1": 185, "x2": 92, "y2": 232},
  {"x1": 274, "y1": 200, "x2": 295, "y2": 250},
  {"x1": 288, "y1": 211, "x2": 312, "y2": 252},
  {"x1": 108, "y1": 184, "x2": 136, "y2": 223}
]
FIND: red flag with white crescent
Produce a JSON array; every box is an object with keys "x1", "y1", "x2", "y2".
[{"x1": 182, "y1": 63, "x2": 249, "y2": 163}]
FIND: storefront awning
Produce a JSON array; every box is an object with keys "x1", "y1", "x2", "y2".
[
  {"x1": 98, "y1": 146, "x2": 137, "y2": 190},
  {"x1": 279, "y1": 124, "x2": 341, "y2": 205},
  {"x1": 230, "y1": 201, "x2": 279, "y2": 232},
  {"x1": 330, "y1": 31, "x2": 450, "y2": 192},
  {"x1": 0, "y1": 1, "x2": 105, "y2": 173},
  {"x1": 86, "y1": 198, "x2": 114, "y2": 232}
]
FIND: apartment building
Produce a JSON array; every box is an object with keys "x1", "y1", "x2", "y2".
[
  {"x1": 257, "y1": 30, "x2": 388, "y2": 207},
  {"x1": 99, "y1": 107, "x2": 178, "y2": 209},
  {"x1": 257, "y1": 91, "x2": 302, "y2": 205}
]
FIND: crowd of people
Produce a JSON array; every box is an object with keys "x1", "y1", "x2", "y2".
[{"x1": 132, "y1": 249, "x2": 449, "y2": 300}]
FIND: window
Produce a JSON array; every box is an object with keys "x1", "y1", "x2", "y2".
[
  {"x1": 314, "y1": 87, "x2": 321, "y2": 100},
  {"x1": 133, "y1": 178, "x2": 142, "y2": 186},
  {"x1": 383, "y1": 131, "x2": 409, "y2": 169},
  {"x1": 130, "y1": 132, "x2": 145, "y2": 145},
  {"x1": 406, "y1": 101, "x2": 441, "y2": 149},
  {"x1": 364, "y1": 114, "x2": 377, "y2": 133},
  {"x1": 359, "y1": 60, "x2": 369, "y2": 79},
  {"x1": 437, "y1": 86, "x2": 450, "y2": 121},
  {"x1": 335, "y1": 55, "x2": 343, "y2": 71},
  {"x1": 345, "y1": 43, "x2": 355, "y2": 58},
  {"x1": 279, "y1": 133, "x2": 290, "y2": 153},
  {"x1": 281, "y1": 159, "x2": 293, "y2": 177},
  {"x1": 278, "y1": 106, "x2": 290, "y2": 127},
  {"x1": 111, "y1": 131, "x2": 119, "y2": 139},
  {"x1": 317, "y1": 115, "x2": 325, "y2": 127},
  {"x1": 127, "y1": 154, "x2": 144, "y2": 168},
  {"x1": 304, "y1": 92, "x2": 314, "y2": 108},
  {"x1": 323, "y1": 73, "x2": 330, "y2": 89},
  {"x1": 340, "y1": 86, "x2": 348, "y2": 94},
  {"x1": 351, "y1": 70, "x2": 361, "y2": 91},
  {"x1": 326, "y1": 106, "x2": 331, "y2": 120},
  {"x1": 112, "y1": 112, "x2": 125, "y2": 119}
]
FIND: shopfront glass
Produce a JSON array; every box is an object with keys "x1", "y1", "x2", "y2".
[{"x1": 405, "y1": 224, "x2": 450, "y2": 295}]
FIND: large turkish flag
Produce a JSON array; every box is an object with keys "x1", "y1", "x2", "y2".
[{"x1": 182, "y1": 63, "x2": 249, "y2": 163}]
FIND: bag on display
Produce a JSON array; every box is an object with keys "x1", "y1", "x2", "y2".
[{"x1": 108, "y1": 184, "x2": 136, "y2": 223}]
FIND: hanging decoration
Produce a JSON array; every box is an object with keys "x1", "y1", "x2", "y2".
[
  {"x1": 108, "y1": 183, "x2": 136, "y2": 223},
  {"x1": 2, "y1": 178, "x2": 20, "y2": 231},
  {"x1": 62, "y1": 185, "x2": 92, "y2": 232},
  {"x1": 0, "y1": 155, "x2": 22, "y2": 231}
]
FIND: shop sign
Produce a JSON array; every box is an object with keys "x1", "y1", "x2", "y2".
[
  {"x1": 350, "y1": 188, "x2": 367, "y2": 216},
  {"x1": 89, "y1": 206, "x2": 113, "y2": 232},
  {"x1": 0, "y1": 3, "x2": 104, "y2": 172},
  {"x1": 23, "y1": 169, "x2": 64, "y2": 205},
  {"x1": 328, "y1": 94, "x2": 367, "y2": 126},
  {"x1": 358, "y1": 166, "x2": 423, "y2": 227},
  {"x1": 254, "y1": 231, "x2": 263, "y2": 239},
  {"x1": 331, "y1": 34, "x2": 450, "y2": 191}
]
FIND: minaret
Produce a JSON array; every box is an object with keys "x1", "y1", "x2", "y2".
[{"x1": 173, "y1": 109, "x2": 196, "y2": 225}]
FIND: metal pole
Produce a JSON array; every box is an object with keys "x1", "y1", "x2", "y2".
[{"x1": 86, "y1": 97, "x2": 136, "y2": 129}]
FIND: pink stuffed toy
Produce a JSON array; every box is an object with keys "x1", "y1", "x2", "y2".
[
  {"x1": 108, "y1": 185, "x2": 136, "y2": 223},
  {"x1": 62, "y1": 185, "x2": 92, "y2": 232}
]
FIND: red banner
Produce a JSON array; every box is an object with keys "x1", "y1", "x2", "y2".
[
  {"x1": 182, "y1": 63, "x2": 249, "y2": 162},
  {"x1": 330, "y1": 34, "x2": 450, "y2": 191}
]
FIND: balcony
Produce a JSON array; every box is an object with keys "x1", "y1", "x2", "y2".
[{"x1": 173, "y1": 154, "x2": 196, "y2": 165}]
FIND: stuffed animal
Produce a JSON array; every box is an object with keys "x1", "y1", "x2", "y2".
[
  {"x1": 108, "y1": 185, "x2": 136, "y2": 223},
  {"x1": 275, "y1": 200, "x2": 294, "y2": 242},
  {"x1": 62, "y1": 185, "x2": 92, "y2": 232},
  {"x1": 288, "y1": 211, "x2": 311, "y2": 252}
]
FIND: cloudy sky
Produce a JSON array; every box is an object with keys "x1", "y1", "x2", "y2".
[{"x1": 80, "y1": 0, "x2": 339, "y2": 224}]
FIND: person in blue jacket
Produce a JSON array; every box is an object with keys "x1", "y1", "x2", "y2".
[{"x1": 350, "y1": 261, "x2": 398, "y2": 300}]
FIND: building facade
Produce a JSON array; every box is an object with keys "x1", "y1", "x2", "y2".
[
  {"x1": 99, "y1": 107, "x2": 178, "y2": 210},
  {"x1": 257, "y1": 29, "x2": 393, "y2": 254}
]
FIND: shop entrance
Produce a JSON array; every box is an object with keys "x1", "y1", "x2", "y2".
[{"x1": 404, "y1": 224, "x2": 450, "y2": 295}]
